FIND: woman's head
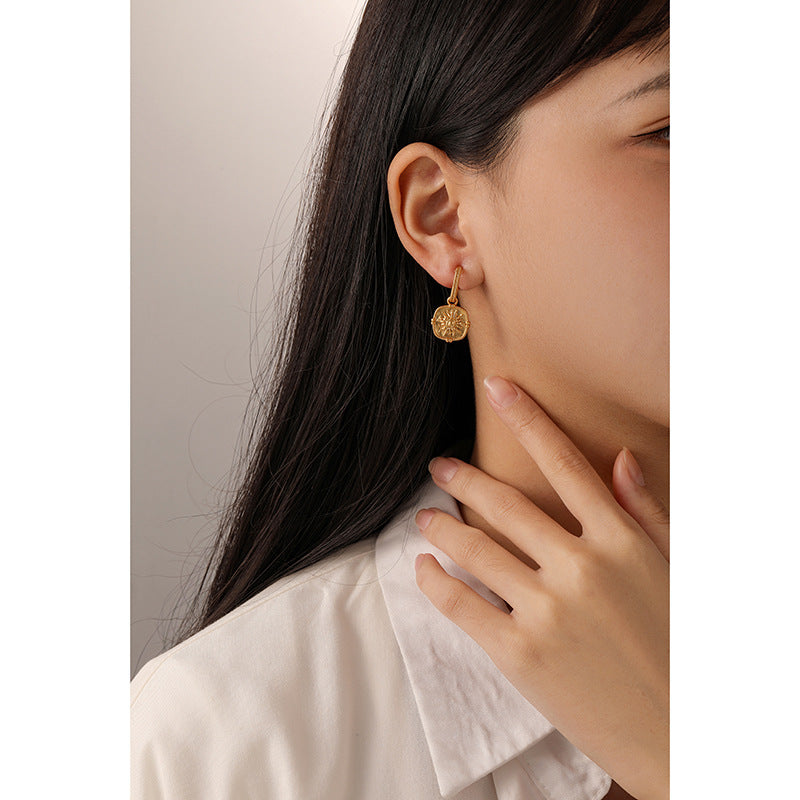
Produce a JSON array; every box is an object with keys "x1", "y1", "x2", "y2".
[
  {"x1": 387, "y1": 31, "x2": 669, "y2": 429},
  {"x1": 176, "y1": 0, "x2": 669, "y2": 640}
]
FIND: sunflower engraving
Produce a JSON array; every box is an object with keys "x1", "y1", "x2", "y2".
[{"x1": 431, "y1": 305, "x2": 469, "y2": 343}]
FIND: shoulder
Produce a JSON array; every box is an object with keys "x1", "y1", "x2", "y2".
[
  {"x1": 131, "y1": 535, "x2": 377, "y2": 701},
  {"x1": 131, "y1": 535, "x2": 405, "y2": 799}
]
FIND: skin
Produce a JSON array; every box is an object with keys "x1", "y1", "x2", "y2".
[{"x1": 387, "y1": 39, "x2": 669, "y2": 800}]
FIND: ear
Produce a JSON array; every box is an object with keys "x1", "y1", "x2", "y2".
[{"x1": 386, "y1": 142, "x2": 484, "y2": 290}]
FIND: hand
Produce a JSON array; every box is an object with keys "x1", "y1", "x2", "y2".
[{"x1": 413, "y1": 376, "x2": 669, "y2": 800}]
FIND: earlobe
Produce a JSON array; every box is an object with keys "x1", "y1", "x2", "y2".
[{"x1": 387, "y1": 142, "x2": 483, "y2": 290}]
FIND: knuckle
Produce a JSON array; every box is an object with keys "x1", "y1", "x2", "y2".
[
  {"x1": 565, "y1": 546, "x2": 602, "y2": 594},
  {"x1": 493, "y1": 487, "x2": 526, "y2": 521},
  {"x1": 510, "y1": 620, "x2": 550, "y2": 673},
  {"x1": 596, "y1": 514, "x2": 649, "y2": 569},
  {"x1": 440, "y1": 583, "x2": 468, "y2": 619},
  {"x1": 514, "y1": 406, "x2": 547, "y2": 437},
  {"x1": 455, "y1": 467, "x2": 476, "y2": 495},
  {"x1": 521, "y1": 643, "x2": 546, "y2": 674},
  {"x1": 647, "y1": 497, "x2": 671, "y2": 526},
  {"x1": 536, "y1": 591, "x2": 563, "y2": 633},
  {"x1": 550, "y1": 445, "x2": 590, "y2": 479},
  {"x1": 458, "y1": 529, "x2": 512, "y2": 580},
  {"x1": 604, "y1": 504, "x2": 640, "y2": 546},
  {"x1": 506, "y1": 626, "x2": 540, "y2": 665},
  {"x1": 458, "y1": 529, "x2": 490, "y2": 566}
]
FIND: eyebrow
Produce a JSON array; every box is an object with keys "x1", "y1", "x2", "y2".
[{"x1": 607, "y1": 70, "x2": 669, "y2": 107}]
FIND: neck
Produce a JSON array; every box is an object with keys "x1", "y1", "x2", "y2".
[{"x1": 458, "y1": 372, "x2": 669, "y2": 572}]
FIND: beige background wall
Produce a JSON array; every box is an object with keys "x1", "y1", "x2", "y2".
[{"x1": 131, "y1": 0, "x2": 367, "y2": 679}]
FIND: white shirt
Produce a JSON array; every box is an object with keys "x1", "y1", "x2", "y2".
[{"x1": 131, "y1": 473, "x2": 613, "y2": 799}]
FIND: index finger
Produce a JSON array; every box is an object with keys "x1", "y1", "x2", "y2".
[{"x1": 483, "y1": 375, "x2": 619, "y2": 528}]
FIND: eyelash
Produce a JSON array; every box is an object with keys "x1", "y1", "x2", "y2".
[{"x1": 635, "y1": 124, "x2": 670, "y2": 146}]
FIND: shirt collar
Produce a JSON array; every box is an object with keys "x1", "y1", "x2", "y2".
[{"x1": 375, "y1": 473, "x2": 559, "y2": 798}]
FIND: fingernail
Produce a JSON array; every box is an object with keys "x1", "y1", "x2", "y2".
[
  {"x1": 415, "y1": 553, "x2": 425, "y2": 570},
  {"x1": 484, "y1": 375, "x2": 518, "y2": 408},
  {"x1": 623, "y1": 447, "x2": 646, "y2": 487},
  {"x1": 416, "y1": 508, "x2": 434, "y2": 530},
  {"x1": 429, "y1": 457, "x2": 458, "y2": 483}
]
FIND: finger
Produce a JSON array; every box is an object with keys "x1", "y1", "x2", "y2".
[
  {"x1": 427, "y1": 457, "x2": 579, "y2": 567},
  {"x1": 414, "y1": 551, "x2": 517, "y2": 655},
  {"x1": 415, "y1": 507, "x2": 545, "y2": 611},
  {"x1": 612, "y1": 448, "x2": 670, "y2": 563},
  {"x1": 483, "y1": 375, "x2": 619, "y2": 528}
]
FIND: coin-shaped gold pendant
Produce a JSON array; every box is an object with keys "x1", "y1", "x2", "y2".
[{"x1": 431, "y1": 302, "x2": 470, "y2": 343}]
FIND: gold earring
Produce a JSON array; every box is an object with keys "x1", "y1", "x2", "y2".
[{"x1": 431, "y1": 265, "x2": 470, "y2": 343}]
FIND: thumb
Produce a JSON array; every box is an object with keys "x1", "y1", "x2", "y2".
[{"x1": 612, "y1": 447, "x2": 670, "y2": 563}]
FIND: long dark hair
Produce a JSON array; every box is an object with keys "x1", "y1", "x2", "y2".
[{"x1": 172, "y1": 0, "x2": 668, "y2": 644}]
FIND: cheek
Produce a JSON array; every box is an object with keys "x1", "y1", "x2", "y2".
[{"x1": 497, "y1": 154, "x2": 669, "y2": 409}]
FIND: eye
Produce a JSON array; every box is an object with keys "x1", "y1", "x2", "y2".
[{"x1": 633, "y1": 124, "x2": 670, "y2": 146}]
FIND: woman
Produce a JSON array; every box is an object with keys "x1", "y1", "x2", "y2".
[{"x1": 131, "y1": 1, "x2": 669, "y2": 798}]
